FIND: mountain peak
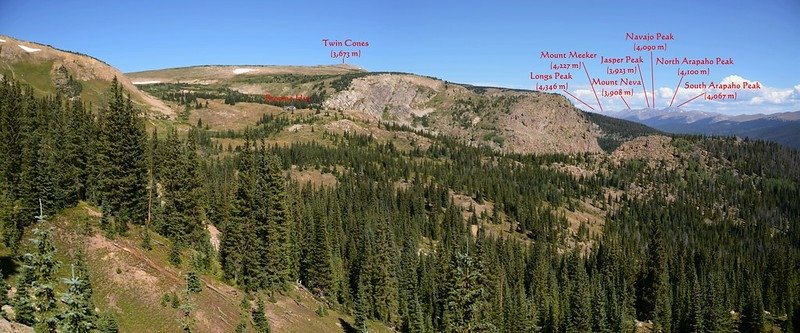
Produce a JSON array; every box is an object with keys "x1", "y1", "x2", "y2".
[{"x1": 608, "y1": 107, "x2": 715, "y2": 123}]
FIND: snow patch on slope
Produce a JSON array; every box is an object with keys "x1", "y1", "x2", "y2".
[
  {"x1": 132, "y1": 80, "x2": 162, "y2": 85},
  {"x1": 18, "y1": 45, "x2": 41, "y2": 53},
  {"x1": 233, "y1": 68, "x2": 254, "y2": 74}
]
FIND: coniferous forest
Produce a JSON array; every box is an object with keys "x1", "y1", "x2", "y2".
[{"x1": 1, "y1": 76, "x2": 799, "y2": 333}]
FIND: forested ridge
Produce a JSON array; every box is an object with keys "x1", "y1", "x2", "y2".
[{"x1": 1, "y1": 76, "x2": 799, "y2": 332}]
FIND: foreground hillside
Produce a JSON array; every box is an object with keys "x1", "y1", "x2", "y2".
[{"x1": 34, "y1": 202, "x2": 392, "y2": 333}]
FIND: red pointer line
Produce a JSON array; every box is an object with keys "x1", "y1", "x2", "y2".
[
  {"x1": 638, "y1": 63, "x2": 650, "y2": 108},
  {"x1": 650, "y1": 51, "x2": 655, "y2": 107},
  {"x1": 669, "y1": 74, "x2": 684, "y2": 107},
  {"x1": 562, "y1": 89, "x2": 595, "y2": 111},
  {"x1": 620, "y1": 95, "x2": 631, "y2": 109},
  {"x1": 582, "y1": 62, "x2": 603, "y2": 112},
  {"x1": 676, "y1": 92, "x2": 706, "y2": 108}
]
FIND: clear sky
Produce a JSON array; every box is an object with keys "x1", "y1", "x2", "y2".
[{"x1": 1, "y1": 0, "x2": 798, "y2": 114}]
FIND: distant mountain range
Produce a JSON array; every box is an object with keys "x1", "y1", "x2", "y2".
[{"x1": 602, "y1": 107, "x2": 800, "y2": 149}]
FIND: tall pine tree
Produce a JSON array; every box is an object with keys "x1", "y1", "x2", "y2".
[
  {"x1": 96, "y1": 77, "x2": 147, "y2": 232},
  {"x1": 260, "y1": 151, "x2": 294, "y2": 290},
  {"x1": 156, "y1": 129, "x2": 204, "y2": 246}
]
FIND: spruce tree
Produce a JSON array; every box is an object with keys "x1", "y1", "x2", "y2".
[
  {"x1": 566, "y1": 255, "x2": 591, "y2": 333},
  {"x1": 399, "y1": 239, "x2": 424, "y2": 333},
  {"x1": 156, "y1": 129, "x2": 204, "y2": 246},
  {"x1": 305, "y1": 204, "x2": 333, "y2": 296},
  {"x1": 12, "y1": 282, "x2": 35, "y2": 326},
  {"x1": 739, "y1": 285, "x2": 765, "y2": 333},
  {"x1": 442, "y1": 251, "x2": 488, "y2": 333},
  {"x1": 0, "y1": 272, "x2": 8, "y2": 311},
  {"x1": 96, "y1": 77, "x2": 147, "y2": 230},
  {"x1": 261, "y1": 153, "x2": 293, "y2": 289},
  {"x1": 219, "y1": 211, "x2": 244, "y2": 284},
  {"x1": 186, "y1": 271, "x2": 202, "y2": 294},
  {"x1": 0, "y1": 78, "x2": 24, "y2": 192},
  {"x1": 36, "y1": 95, "x2": 66, "y2": 213},
  {"x1": 29, "y1": 228, "x2": 60, "y2": 302},
  {"x1": 591, "y1": 278, "x2": 610, "y2": 333},
  {"x1": 17, "y1": 87, "x2": 46, "y2": 234},
  {"x1": 63, "y1": 100, "x2": 95, "y2": 202},
  {"x1": 0, "y1": 187, "x2": 20, "y2": 250},
  {"x1": 220, "y1": 137, "x2": 255, "y2": 287},
  {"x1": 12, "y1": 228, "x2": 61, "y2": 328},
  {"x1": 355, "y1": 282, "x2": 370, "y2": 333},
  {"x1": 99, "y1": 202, "x2": 114, "y2": 235},
  {"x1": 704, "y1": 275, "x2": 733, "y2": 333},
  {"x1": 97, "y1": 312, "x2": 119, "y2": 333},
  {"x1": 638, "y1": 223, "x2": 671, "y2": 332},
  {"x1": 372, "y1": 217, "x2": 399, "y2": 325},
  {"x1": 689, "y1": 276, "x2": 705, "y2": 333},
  {"x1": 74, "y1": 249, "x2": 94, "y2": 302},
  {"x1": 252, "y1": 298, "x2": 271, "y2": 333},
  {"x1": 406, "y1": 295, "x2": 425, "y2": 333},
  {"x1": 59, "y1": 265, "x2": 96, "y2": 333}
]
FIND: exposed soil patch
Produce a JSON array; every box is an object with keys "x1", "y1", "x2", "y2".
[
  {"x1": 611, "y1": 135, "x2": 677, "y2": 169},
  {"x1": 289, "y1": 166, "x2": 339, "y2": 188}
]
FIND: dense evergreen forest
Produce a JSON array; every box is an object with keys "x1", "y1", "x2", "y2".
[{"x1": 1, "y1": 76, "x2": 799, "y2": 332}]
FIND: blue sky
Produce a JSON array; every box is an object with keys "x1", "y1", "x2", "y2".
[{"x1": 1, "y1": 0, "x2": 798, "y2": 113}]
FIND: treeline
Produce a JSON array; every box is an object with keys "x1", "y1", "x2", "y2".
[
  {"x1": 209, "y1": 113, "x2": 317, "y2": 140},
  {"x1": 138, "y1": 83, "x2": 212, "y2": 108},
  {"x1": 139, "y1": 82, "x2": 325, "y2": 109},
  {"x1": 582, "y1": 111, "x2": 663, "y2": 152},
  {"x1": 223, "y1": 90, "x2": 325, "y2": 109}
]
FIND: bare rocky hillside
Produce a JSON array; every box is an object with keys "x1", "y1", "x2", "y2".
[{"x1": 323, "y1": 73, "x2": 603, "y2": 154}]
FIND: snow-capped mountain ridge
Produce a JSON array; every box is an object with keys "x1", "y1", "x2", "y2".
[{"x1": 606, "y1": 107, "x2": 720, "y2": 123}]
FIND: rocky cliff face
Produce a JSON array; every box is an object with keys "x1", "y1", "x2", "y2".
[
  {"x1": 498, "y1": 94, "x2": 602, "y2": 154},
  {"x1": 324, "y1": 73, "x2": 603, "y2": 154},
  {"x1": 323, "y1": 74, "x2": 440, "y2": 124}
]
